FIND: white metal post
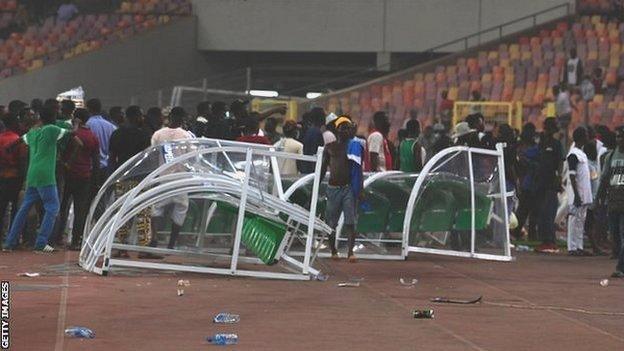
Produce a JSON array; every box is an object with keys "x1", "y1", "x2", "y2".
[
  {"x1": 169, "y1": 87, "x2": 177, "y2": 107},
  {"x1": 403, "y1": 147, "x2": 463, "y2": 257},
  {"x1": 195, "y1": 200, "x2": 217, "y2": 247},
  {"x1": 303, "y1": 147, "x2": 324, "y2": 274},
  {"x1": 496, "y1": 143, "x2": 511, "y2": 257},
  {"x1": 230, "y1": 148, "x2": 253, "y2": 273},
  {"x1": 269, "y1": 147, "x2": 285, "y2": 199},
  {"x1": 468, "y1": 150, "x2": 476, "y2": 255}
]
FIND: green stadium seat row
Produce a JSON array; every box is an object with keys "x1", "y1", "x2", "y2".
[
  {"x1": 155, "y1": 175, "x2": 494, "y2": 265},
  {"x1": 284, "y1": 177, "x2": 492, "y2": 235}
]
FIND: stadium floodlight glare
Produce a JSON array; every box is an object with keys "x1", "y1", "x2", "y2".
[
  {"x1": 247, "y1": 89, "x2": 279, "y2": 97},
  {"x1": 306, "y1": 92, "x2": 322, "y2": 99}
]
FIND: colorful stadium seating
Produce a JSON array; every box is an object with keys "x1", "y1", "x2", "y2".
[
  {"x1": 0, "y1": 0, "x2": 191, "y2": 79},
  {"x1": 324, "y1": 14, "x2": 624, "y2": 134}
]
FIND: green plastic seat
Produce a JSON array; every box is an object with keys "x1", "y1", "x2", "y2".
[
  {"x1": 425, "y1": 178, "x2": 492, "y2": 231},
  {"x1": 212, "y1": 202, "x2": 287, "y2": 265},
  {"x1": 411, "y1": 186, "x2": 456, "y2": 232},
  {"x1": 369, "y1": 180, "x2": 411, "y2": 232},
  {"x1": 357, "y1": 189, "x2": 390, "y2": 233},
  {"x1": 241, "y1": 216, "x2": 287, "y2": 265}
]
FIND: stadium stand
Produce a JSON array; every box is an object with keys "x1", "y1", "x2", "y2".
[
  {"x1": 577, "y1": 0, "x2": 624, "y2": 15},
  {"x1": 318, "y1": 10, "x2": 624, "y2": 134},
  {"x1": 0, "y1": 0, "x2": 191, "y2": 79}
]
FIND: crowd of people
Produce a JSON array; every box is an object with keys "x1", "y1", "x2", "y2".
[{"x1": 0, "y1": 93, "x2": 622, "y2": 275}]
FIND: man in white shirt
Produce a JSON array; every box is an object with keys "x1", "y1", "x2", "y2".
[
  {"x1": 151, "y1": 109, "x2": 194, "y2": 145},
  {"x1": 564, "y1": 48, "x2": 583, "y2": 86},
  {"x1": 368, "y1": 111, "x2": 391, "y2": 172},
  {"x1": 567, "y1": 127, "x2": 593, "y2": 256},
  {"x1": 274, "y1": 120, "x2": 303, "y2": 176},
  {"x1": 148, "y1": 107, "x2": 193, "y2": 253},
  {"x1": 554, "y1": 84, "x2": 576, "y2": 149}
]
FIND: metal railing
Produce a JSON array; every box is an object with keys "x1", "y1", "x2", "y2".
[{"x1": 427, "y1": 2, "x2": 572, "y2": 53}]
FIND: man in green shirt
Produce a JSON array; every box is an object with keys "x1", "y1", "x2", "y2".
[
  {"x1": 597, "y1": 126, "x2": 624, "y2": 278},
  {"x1": 2, "y1": 107, "x2": 77, "y2": 252},
  {"x1": 50, "y1": 99, "x2": 75, "y2": 246},
  {"x1": 398, "y1": 120, "x2": 426, "y2": 172}
]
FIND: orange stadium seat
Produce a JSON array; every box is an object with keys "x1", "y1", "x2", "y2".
[{"x1": 6, "y1": 0, "x2": 603, "y2": 133}]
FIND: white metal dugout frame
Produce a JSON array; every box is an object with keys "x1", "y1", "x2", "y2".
[
  {"x1": 80, "y1": 140, "x2": 332, "y2": 280},
  {"x1": 80, "y1": 140, "x2": 512, "y2": 281},
  {"x1": 284, "y1": 143, "x2": 512, "y2": 262},
  {"x1": 402, "y1": 143, "x2": 513, "y2": 261}
]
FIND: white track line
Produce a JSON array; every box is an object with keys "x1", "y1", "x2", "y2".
[{"x1": 54, "y1": 250, "x2": 70, "y2": 351}]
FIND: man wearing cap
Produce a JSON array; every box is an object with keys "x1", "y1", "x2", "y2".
[
  {"x1": 320, "y1": 116, "x2": 364, "y2": 262},
  {"x1": 323, "y1": 113, "x2": 338, "y2": 145},
  {"x1": 451, "y1": 122, "x2": 479, "y2": 146}
]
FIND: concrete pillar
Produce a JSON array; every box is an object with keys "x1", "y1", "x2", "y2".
[{"x1": 376, "y1": 51, "x2": 391, "y2": 72}]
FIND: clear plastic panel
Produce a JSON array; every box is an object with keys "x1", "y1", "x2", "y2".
[
  {"x1": 336, "y1": 173, "x2": 418, "y2": 257},
  {"x1": 471, "y1": 152, "x2": 510, "y2": 257},
  {"x1": 408, "y1": 149, "x2": 474, "y2": 253},
  {"x1": 80, "y1": 139, "x2": 329, "y2": 279},
  {"x1": 407, "y1": 147, "x2": 510, "y2": 258},
  {"x1": 86, "y1": 139, "x2": 273, "y2": 234}
]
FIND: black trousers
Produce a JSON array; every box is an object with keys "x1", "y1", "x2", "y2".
[
  {"x1": 513, "y1": 190, "x2": 539, "y2": 240},
  {"x1": 0, "y1": 177, "x2": 22, "y2": 243},
  {"x1": 52, "y1": 177, "x2": 92, "y2": 247},
  {"x1": 90, "y1": 167, "x2": 109, "y2": 221}
]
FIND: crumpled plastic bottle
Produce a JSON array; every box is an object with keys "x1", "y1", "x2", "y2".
[
  {"x1": 213, "y1": 312, "x2": 240, "y2": 324},
  {"x1": 65, "y1": 326, "x2": 95, "y2": 339},
  {"x1": 206, "y1": 333, "x2": 238, "y2": 345}
]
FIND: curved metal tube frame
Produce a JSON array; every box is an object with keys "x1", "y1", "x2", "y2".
[
  {"x1": 401, "y1": 144, "x2": 512, "y2": 261},
  {"x1": 81, "y1": 143, "x2": 328, "y2": 280},
  {"x1": 283, "y1": 145, "x2": 512, "y2": 262}
]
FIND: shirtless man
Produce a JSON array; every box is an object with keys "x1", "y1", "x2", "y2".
[{"x1": 320, "y1": 116, "x2": 364, "y2": 262}]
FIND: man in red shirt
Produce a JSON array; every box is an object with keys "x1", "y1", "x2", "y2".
[
  {"x1": 55, "y1": 108, "x2": 99, "y2": 250},
  {"x1": 438, "y1": 90, "x2": 454, "y2": 131},
  {"x1": 236, "y1": 114, "x2": 271, "y2": 145},
  {"x1": 0, "y1": 114, "x2": 27, "y2": 244}
]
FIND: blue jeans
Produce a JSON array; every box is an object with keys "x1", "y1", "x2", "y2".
[
  {"x1": 325, "y1": 185, "x2": 356, "y2": 228},
  {"x1": 3, "y1": 185, "x2": 60, "y2": 249},
  {"x1": 607, "y1": 211, "x2": 624, "y2": 273},
  {"x1": 538, "y1": 190, "x2": 558, "y2": 244}
]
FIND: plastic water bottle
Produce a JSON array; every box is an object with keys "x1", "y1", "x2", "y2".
[
  {"x1": 213, "y1": 312, "x2": 240, "y2": 324},
  {"x1": 64, "y1": 326, "x2": 95, "y2": 339},
  {"x1": 515, "y1": 245, "x2": 532, "y2": 252},
  {"x1": 206, "y1": 333, "x2": 238, "y2": 345}
]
